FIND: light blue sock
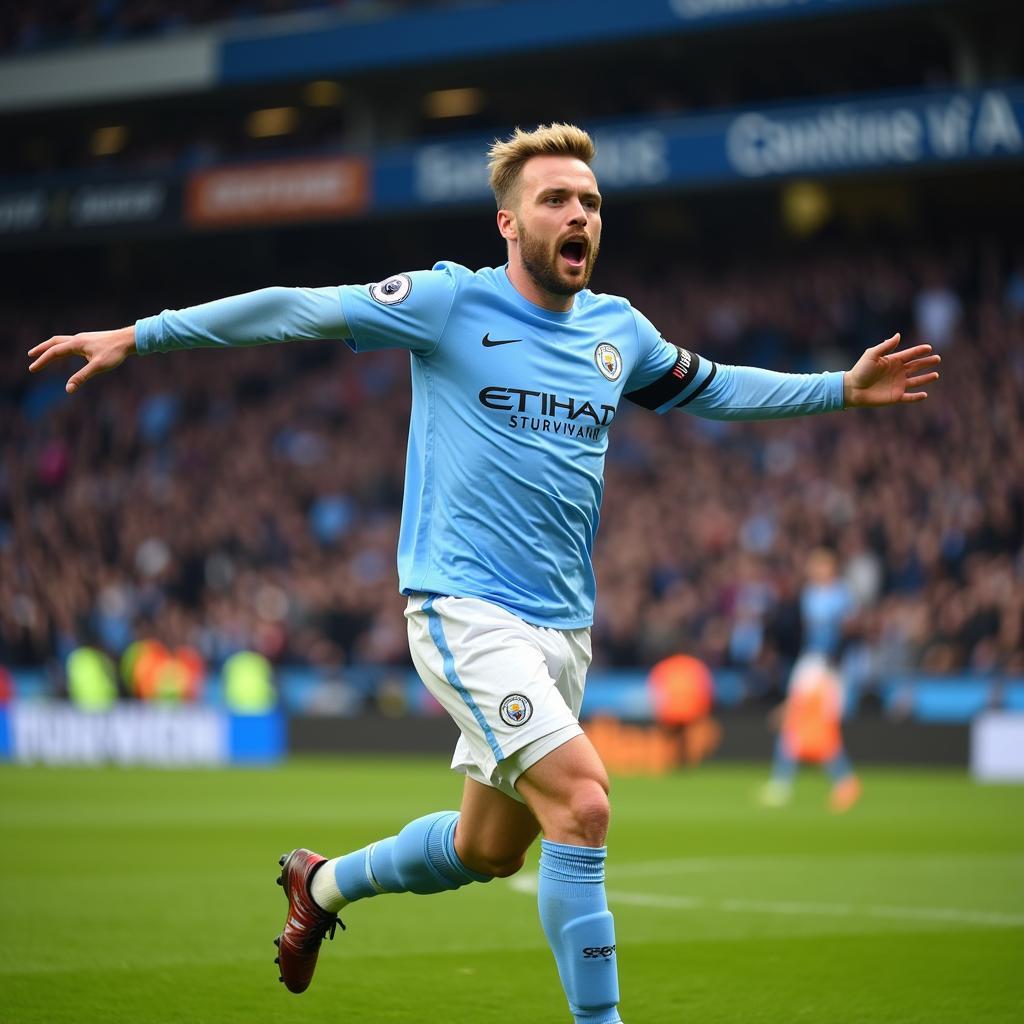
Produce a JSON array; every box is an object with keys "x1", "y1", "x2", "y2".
[
  {"x1": 771, "y1": 735, "x2": 798, "y2": 784},
  {"x1": 538, "y1": 840, "x2": 622, "y2": 1024},
  {"x1": 332, "y1": 810, "x2": 491, "y2": 902},
  {"x1": 826, "y1": 750, "x2": 854, "y2": 782}
]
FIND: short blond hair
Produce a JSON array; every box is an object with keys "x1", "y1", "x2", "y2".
[{"x1": 487, "y1": 123, "x2": 595, "y2": 209}]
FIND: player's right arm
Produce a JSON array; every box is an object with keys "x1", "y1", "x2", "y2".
[
  {"x1": 27, "y1": 286, "x2": 348, "y2": 394},
  {"x1": 28, "y1": 269, "x2": 457, "y2": 394}
]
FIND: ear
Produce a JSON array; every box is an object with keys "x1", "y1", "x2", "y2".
[{"x1": 497, "y1": 208, "x2": 518, "y2": 242}]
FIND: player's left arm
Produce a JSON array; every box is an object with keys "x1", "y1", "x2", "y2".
[
  {"x1": 684, "y1": 333, "x2": 940, "y2": 419},
  {"x1": 625, "y1": 310, "x2": 939, "y2": 419}
]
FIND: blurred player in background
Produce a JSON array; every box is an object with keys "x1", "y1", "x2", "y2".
[
  {"x1": 28, "y1": 124, "x2": 937, "y2": 1024},
  {"x1": 761, "y1": 549, "x2": 861, "y2": 811},
  {"x1": 760, "y1": 651, "x2": 862, "y2": 813}
]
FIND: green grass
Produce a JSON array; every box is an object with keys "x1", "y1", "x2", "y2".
[{"x1": 2, "y1": 759, "x2": 1022, "y2": 1023}]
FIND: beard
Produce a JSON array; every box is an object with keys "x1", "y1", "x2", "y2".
[{"x1": 518, "y1": 223, "x2": 599, "y2": 297}]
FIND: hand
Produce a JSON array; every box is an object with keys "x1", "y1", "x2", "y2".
[
  {"x1": 843, "y1": 333, "x2": 941, "y2": 408},
  {"x1": 27, "y1": 326, "x2": 137, "y2": 394}
]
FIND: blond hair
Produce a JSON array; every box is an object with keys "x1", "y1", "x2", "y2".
[{"x1": 487, "y1": 123, "x2": 595, "y2": 209}]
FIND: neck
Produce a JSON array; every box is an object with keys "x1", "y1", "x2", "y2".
[{"x1": 505, "y1": 254, "x2": 574, "y2": 313}]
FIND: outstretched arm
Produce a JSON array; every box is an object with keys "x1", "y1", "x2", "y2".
[
  {"x1": 668, "y1": 334, "x2": 939, "y2": 421},
  {"x1": 27, "y1": 286, "x2": 348, "y2": 394}
]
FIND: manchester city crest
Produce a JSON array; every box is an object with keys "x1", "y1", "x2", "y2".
[
  {"x1": 499, "y1": 693, "x2": 534, "y2": 727},
  {"x1": 594, "y1": 342, "x2": 622, "y2": 381}
]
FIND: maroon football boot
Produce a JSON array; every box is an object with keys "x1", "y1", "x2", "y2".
[{"x1": 274, "y1": 848, "x2": 345, "y2": 993}]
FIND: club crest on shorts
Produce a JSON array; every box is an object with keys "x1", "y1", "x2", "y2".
[
  {"x1": 499, "y1": 693, "x2": 533, "y2": 727},
  {"x1": 594, "y1": 342, "x2": 622, "y2": 381},
  {"x1": 369, "y1": 274, "x2": 412, "y2": 305}
]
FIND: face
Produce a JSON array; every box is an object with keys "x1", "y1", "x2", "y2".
[
  {"x1": 807, "y1": 549, "x2": 838, "y2": 584},
  {"x1": 502, "y1": 155, "x2": 602, "y2": 299}
]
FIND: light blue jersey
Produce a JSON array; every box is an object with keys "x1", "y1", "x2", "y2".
[{"x1": 136, "y1": 262, "x2": 845, "y2": 628}]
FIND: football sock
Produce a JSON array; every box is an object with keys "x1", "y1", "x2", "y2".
[
  {"x1": 311, "y1": 810, "x2": 491, "y2": 912},
  {"x1": 538, "y1": 840, "x2": 622, "y2": 1024},
  {"x1": 770, "y1": 737, "x2": 798, "y2": 783},
  {"x1": 826, "y1": 750, "x2": 854, "y2": 781}
]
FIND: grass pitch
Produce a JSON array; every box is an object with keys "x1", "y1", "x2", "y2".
[{"x1": 2, "y1": 758, "x2": 1022, "y2": 1023}]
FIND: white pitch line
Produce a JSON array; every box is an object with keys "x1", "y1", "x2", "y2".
[
  {"x1": 863, "y1": 905, "x2": 1024, "y2": 927},
  {"x1": 720, "y1": 897, "x2": 1024, "y2": 928},
  {"x1": 508, "y1": 872, "x2": 1024, "y2": 928},
  {"x1": 602, "y1": 891, "x2": 704, "y2": 911},
  {"x1": 602, "y1": 853, "x2": 1024, "y2": 880}
]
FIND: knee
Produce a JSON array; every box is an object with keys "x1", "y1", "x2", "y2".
[
  {"x1": 574, "y1": 781, "x2": 611, "y2": 838},
  {"x1": 560, "y1": 779, "x2": 611, "y2": 846},
  {"x1": 475, "y1": 851, "x2": 527, "y2": 878},
  {"x1": 459, "y1": 843, "x2": 528, "y2": 879}
]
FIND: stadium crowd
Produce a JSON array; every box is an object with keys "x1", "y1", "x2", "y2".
[{"x1": 3, "y1": 243, "x2": 1022, "y2": 697}]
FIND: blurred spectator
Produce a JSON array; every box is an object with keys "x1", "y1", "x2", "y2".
[
  {"x1": 647, "y1": 652, "x2": 720, "y2": 766},
  {"x1": 914, "y1": 268, "x2": 962, "y2": 350},
  {"x1": 66, "y1": 646, "x2": 118, "y2": 709},
  {"x1": 223, "y1": 650, "x2": 276, "y2": 712},
  {"x1": 124, "y1": 638, "x2": 205, "y2": 701}
]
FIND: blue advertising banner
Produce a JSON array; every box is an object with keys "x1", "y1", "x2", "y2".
[
  {"x1": 0, "y1": 85, "x2": 1020, "y2": 247},
  {"x1": 373, "y1": 86, "x2": 1024, "y2": 210},
  {"x1": 0, "y1": 703, "x2": 285, "y2": 765}
]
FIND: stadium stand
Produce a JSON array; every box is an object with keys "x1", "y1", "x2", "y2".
[{"x1": 4, "y1": 243, "x2": 1022, "y2": 689}]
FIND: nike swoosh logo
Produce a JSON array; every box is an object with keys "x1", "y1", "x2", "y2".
[{"x1": 482, "y1": 334, "x2": 522, "y2": 347}]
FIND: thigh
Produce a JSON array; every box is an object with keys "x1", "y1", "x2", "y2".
[
  {"x1": 514, "y1": 733, "x2": 611, "y2": 844},
  {"x1": 516, "y1": 733, "x2": 609, "y2": 806},
  {"x1": 455, "y1": 777, "x2": 540, "y2": 875}
]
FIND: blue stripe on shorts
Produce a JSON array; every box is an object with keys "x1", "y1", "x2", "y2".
[{"x1": 422, "y1": 595, "x2": 504, "y2": 762}]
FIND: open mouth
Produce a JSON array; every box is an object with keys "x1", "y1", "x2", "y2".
[{"x1": 559, "y1": 239, "x2": 587, "y2": 268}]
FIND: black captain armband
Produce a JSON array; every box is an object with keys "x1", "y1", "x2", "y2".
[{"x1": 624, "y1": 345, "x2": 717, "y2": 410}]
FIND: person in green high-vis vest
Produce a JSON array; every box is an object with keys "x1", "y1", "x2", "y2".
[
  {"x1": 66, "y1": 647, "x2": 118, "y2": 710},
  {"x1": 223, "y1": 651, "x2": 276, "y2": 714}
]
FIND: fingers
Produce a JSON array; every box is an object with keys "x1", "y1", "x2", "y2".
[
  {"x1": 906, "y1": 371, "x2": 940, "y2": 388},
  {"x1": 65, "y1": 371, "x2": 90, "y2": 394},
  {"x1": 28, "y1": 338, "x2": 79, "y2": 373},
  {"x1": 900, "y1": 391, "x2": 929, "y2": 402},
  {"x1": 65, "y1": 357, "x2": 109, "y2": 393},
  {"x1": 27, "y1": 335, "x2": 70, "y2": 358},
  {"x1": 904, "y1": 354, "x2": 941, "y2": 373},
  {"x1": 872, "y1": 333, "x2": 901, "y2": 355},
  {"x1": 892, "y1": 343, "x2": 935, "y2": 363}
]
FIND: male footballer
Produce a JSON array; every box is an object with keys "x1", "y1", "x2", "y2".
[{"x1": 28, "y1": 123, "x2": 939, "y2": 1024}]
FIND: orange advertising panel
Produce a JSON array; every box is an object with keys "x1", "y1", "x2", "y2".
[{"x1": 186, "y1": 157, "x2": 369, "y2": 226}]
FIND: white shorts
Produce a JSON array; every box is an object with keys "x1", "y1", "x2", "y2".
[{"x1": 405, "y1": 593, "x2": 592, "y2": 802}]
